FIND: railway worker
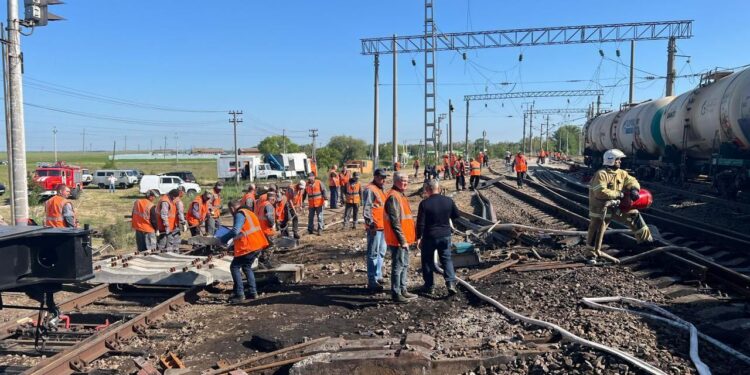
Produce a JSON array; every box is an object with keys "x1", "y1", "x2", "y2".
[
  {"x1": 255, "y1": 191, "x2": 278, "y2": 268},
  {"x1": 338, "y1": 166, "x2": 351, "y2": 206},
  {"x1": 537, "y1": 149, "x2": 547, "y2": 165},
  {"x1": 454, "y1": 156, "x2": 466, "y2": 191},
  {"x1": 170, "y1": 187, "x2": 187, "y2": 251},
  {"x1": 255, "y1": 185, "x2": 276, "y2": 209},
  {"x1": 483, "y1": 152, "x2": 490, "y2": 167},
  {"x1": 157, "y1": 189, "x2": 179, "y2": 251},
  {"x1": 187, "y1": 191, "x2": 213, "y2": 236},
  {"x1": 416, "y1": 179, "x2": 459, "y2": 296},
  {"x1": 328, "y1": 165, "x2": 340, "y2": 209},
  {"x1": 45, "y1": 183, "x2": 77, "y2": 228},
  {"x1": 385, "y1": 171, "x2": 418, "y2": 303},
  {"x1": 363, "y1": 168, "x2": 388, "y2": 292},
  {"x1": 241, "y1": 183, "x2": 257, "y2": 212},
  {"x1": 512, "y1": 151, "x2": 528, "y2": 189},
  {"x1": 587, "y1": 149, "x2": 653, "y2": 262},
  {"x1": 442, "y1": 156, "x2": 451, "y2": 180},
  {"x1": 505, "y1": 150, "x2": 512, "y2": 169},
  {"x1": 305, "y1": 172, "x2": 327, "y2": 236},
  {"x1": 469, "y1": 157, "x2": 482, "y2": 189},
  {"x1": 281, "y1": 181, "x2": 304, "y2": 239},
  {"x1": 413, "y1": 158, "x2": 420, "y2": 178},
  {"x1": 394, "y1": 161, "x2": 402, "y2": 171},
  {"x1": 131, "y1": 189, "x2": 159, "y2": 251},
  {"x1": 219, "y1": 200, "x2": 270, "y2": 303},
  {"x1": 207, "y1": 182, "x2": 223, "y2": 235},
  {"x1": 343, "y1": 172, "x2": 362, "y2": 230}
]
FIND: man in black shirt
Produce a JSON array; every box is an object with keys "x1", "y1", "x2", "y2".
[{"x1": 416, "y1": 179, "x2": 459, "y2": 295}]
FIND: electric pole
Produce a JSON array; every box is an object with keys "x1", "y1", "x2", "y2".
[
  {"x1": 1, "y1": 22, "x2": 15, "y2": 221},
  {"x1": 309, "y1": 129, "x2": 318, "y2": 165},
  {"x1": 53, "y1": 126, "x2": 58, "y2": 162},
  {"x1": 448, "y1": 100, "x2": 454, "y2": 159},
  {"x1": 482, "y1": 130, "x2": 486, "y2": 154},
  {"x1": 175, "y1": 135, "x2": 179, "y2": 164},
  {"x1": 629, "y1": 40, "x2": 635, "y2": 104},
  {"x1": 6, "y1": 0, "x2": 30, "y2": 225},
  {"x1": 529, "y1": 103, "x2": 534, "y2": 156},
  {"x1": 392, "y1": 34, "x2": 398, "y2": 167},
  {"x1": 282, "y1": 129, "x2": 287, "y2": 154},
  {"x1": 464, "y1": 99, "x2": 469, "y2": 159},
  {"x1": 229, "y1": 110, "x2": 243, "y2": 185},
  {"x1": 82, "y1": 128, "x2": 85, "y2": 153},
  {"x1": 164, "y1": 136, "x2": 167, "y2": 160},
  {"x1": 373, "y1": 53, "x2": 380, "y2": 169},
  {"x1": 522, "y1": 112, "x2": 527, "y2": 154},
  {"x1": 545, "y1": 115, "x2": 550, "y2": 151}
]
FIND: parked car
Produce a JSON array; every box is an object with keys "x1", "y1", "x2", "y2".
[
  {"x1": 139, "y1": 175, "x2": 201, "y2": 195},
  {"x1": 0, "y1": 182, "x2": 5, "y2": 195},
  {"x1": 133, "y1": 169, "x2": 145, "y2": 179},
  {"x1": 93, "y1": 169, "x2": 139, "y2": 189},
  {"x1": 81, "y1": 169, "x2": 93, "y2": 186},
  {"x1": 163, "y1": 171, "x2": 197, "y2": 183}
]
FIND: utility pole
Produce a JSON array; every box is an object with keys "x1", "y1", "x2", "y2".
[
  {"x1": 282, "y1": 129, "x2": 287, "y2": 154},
  {"x1": 52, "y1": 127, "x2": 58, "y2": 162},
  {"x1": 529, "y1": 103, "x2": 534, "y2": 156},
  {"x1": 82, "y1": 128, "x2": 86, "y2": 152},
  {"x1": 482, "y1": 130, "x2": 486, "y2": 154},
  {"x1": 309, "y1": 129, "x2": 318, "y2": 165},
  {"x1": 545, "y1": 115, "x2": 550, "y2": 151},
  {"x1": 163, "y1": 136, "x2": 167, "y2": 160},
  {"x1": 464, "y1": 100, "x2": 469, "y2": 159},
  {"x1": 392, "y1": 34, "x2": 398, "y2": 167},
  {"x1": 175, "y1": 135, "x2": 179, "y2": 164},
  {"x1": 373, "y1": 53, "x2": 380, "y2": 169},
  {"x1": 436, "y1": 113, "x2": 445, "y2": 156},
  {"x1": 448, "y1": 99, "x2": 453, "y2": 159},
  {"x1": 6, "y1": 1, "x2": 30, "y2": 225},
  {"x1": 228, "y1": 110, "x2": 243, "y2": 185},
  {"x1": 522, "y1": 112, "x2": 527, "y2": 154},
  {"x1": 1, "y1": 22, "x2": 15, "y2": 221},
  {"x1": 666, "y1": 36, "x2": 676, "y2": 96},
  {"x1": 112, "y1": 140, "x2": 116, "y2": 162},
  {"x1": 629, "y1": 40, "x2": 635, "y2": 104}
]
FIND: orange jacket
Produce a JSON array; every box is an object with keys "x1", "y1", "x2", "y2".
[
  {"x1": 329, "y1": 170, "x2": 340, "y2": 187},
  {"x1": 131, "y1": 198, "x2": 155, "y2": 233},
  {"x1": 470, "y1": 161, "x2": 481, "y2": 176},
  {"x1": 514, "y1": 155, "x2": 528, "y2": 172},
  {"x1": 45, "y1": 195, "x2": 74, "y2": 228},
  {"x1": 345, "y1": 182, "x2": 361, "y2": 204},
  {"x1": 384, "y1": 189, "x2": 416, "y2": 247},
  {"x1": 211, "y1": 191, "x2": 221, "y2": 218},
  {"x1": 254, "y1": 200, "x2": 276, "y2": 236},
  {"x1": 365, "y1": 183, "x2": 386, "y2": 230},
  {"x1": 187, "y1": 196, "x2": 209, "y2": 227},
  {"x1": 276, "y1": 195, "x2": 288, "y2": 222},
  {"x1": 306, "y1": 180, "x2": 324, "y2": 208},
  {"x1": 339, "y1": 170, "x2": 350, "y2": 186},
  {"x1": 234, "y1": 208, "x2": 269, "y2": 257},
  {"x1": 157, "y1": 195, "x2": 177, "y2": 232}
]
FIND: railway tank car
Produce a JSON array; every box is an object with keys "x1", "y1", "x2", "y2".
[{"x1": 584, "y1": 67, "x2": 750, "y2": 198}]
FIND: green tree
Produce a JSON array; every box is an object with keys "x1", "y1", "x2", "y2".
[
  {"x1": 551, "y1": 125, "x2": 582, "y2": 155},
  {"x1": 257, "y1": 135, "x2": 300, "y2": 155},
  {"x1": 314, "y1": 146, "x2": 342, "y2": 171},
  {"x1": 326, "y1": 136, "x2": 368, "y2": 165}
]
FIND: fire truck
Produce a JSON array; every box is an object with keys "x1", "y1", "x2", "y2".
[{"x1": 33, "y1": 162, "x2": 84, "y2": 199}]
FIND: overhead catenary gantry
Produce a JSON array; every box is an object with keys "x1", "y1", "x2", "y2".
[{"x1": 360, "y1": 18, "x2": 693, "y2": 163}]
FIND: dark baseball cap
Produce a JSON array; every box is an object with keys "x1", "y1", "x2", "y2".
[{"x1": 373, "y1": 168, "x2": 389, "y2": 178}]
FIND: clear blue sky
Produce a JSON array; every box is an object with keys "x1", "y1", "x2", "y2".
[{"x1": 2, "y1": 0, "x2": 749, "y2": 151}]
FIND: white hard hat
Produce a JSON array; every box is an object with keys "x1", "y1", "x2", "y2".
[
  {"x1": 603, "y1": 149, "x2": 627, "y2": 166},
  {"x1": 298, "y1": 180, "x2": 306, "y2": 188}
]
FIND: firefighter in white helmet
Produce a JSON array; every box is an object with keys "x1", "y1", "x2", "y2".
[{"x1": 586, "y1": 149, "x2": 653, "y2": 262}]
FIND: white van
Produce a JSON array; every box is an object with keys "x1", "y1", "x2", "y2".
[
  {"x1": 93, "y1": 169, "x2": 139, "y2": 189},
  {"x1": 139, "y1": 175, "x2": 201, "y2": 195}
]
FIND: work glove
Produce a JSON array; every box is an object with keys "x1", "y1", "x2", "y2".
[
  {"x1": 618, "y1": 191, "x2": 624, "y2": 199},
  {"x1": 630, "y1": 188, "x2": 640, "y2": 201}
]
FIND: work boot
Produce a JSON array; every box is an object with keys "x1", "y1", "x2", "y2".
[
  {"x1": 293, "y1": 233, "x2": 300, "y2": 239},
  {"x1": 446, "y1": 282, "x2": 458, "y2": 295},
  {"x1": 367, "y1": 284, "x2": 385, "y2": 293},
  {"x1": 392, "y1": 293, "x2": 409, "y2": 304},
  {"x1": 401, "y1": 290, "x2": 417, "y2": 299},
  {"x1": 229, "y1": 295, "x2": 245, "y2": 304},
  {"x1": 417, "y1": 285, "x2": 435, "y2": 296},
  {"x1": 245, "y1": 292, "x2": 259, "y2": 300},
  {"x1": 317, "y1": 229, "x2": 322, "y2": 236}
]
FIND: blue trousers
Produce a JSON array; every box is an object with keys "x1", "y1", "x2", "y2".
[
  {"x1": 329, "y1": 187, "x2": 339, "y2": 209},
  {"x1": 230, "y1": 251, "x2": 260, "y2": 297},
  {"x1": 420, "y1": 236, "x2": 456, "y2": 287},
  {"x1": 366, "y1": 230, "x2": 386, "y2": 287},
  {"x1": 307, "y1": 207, "x2": 324, "y2": 232},
  {"x1": 389, "y1": 246, "x2": 409, "y2": 295}
]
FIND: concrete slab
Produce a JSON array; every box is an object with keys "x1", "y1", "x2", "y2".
[
  {"x1": 255, "y1": 264, "x2": 304, "y2": 284},
  {"x1": 92, "y1": 253, "x2": 233, "y2": 286}
]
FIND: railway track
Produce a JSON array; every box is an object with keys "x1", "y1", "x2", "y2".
[
  {"x1": 0, "y1": 283, "x2": 198, "y2": 375},
  {"x1": 450, "y1": 163, "x2": 750, "y2": 365}
]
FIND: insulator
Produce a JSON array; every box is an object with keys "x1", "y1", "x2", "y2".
[
  {"x1": 462, "y1": 52, "x2": 467, "y2": 60},
  {"x1": 518, "y1": 53, "x2": 523, "y2": 62},
  {"x1": 599, "y1": 49, "x2": 604, "y2": 57},
  {"x1": 411, "y1": 59, "x2": 416, "y2": 66},
  {"x1": 616, "y1": 49, "x2": 621, "y2": 57}
]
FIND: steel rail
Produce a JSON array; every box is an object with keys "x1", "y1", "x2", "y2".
[{"x1": 23, "y1": 286, "x2": 199, "y2": 375}]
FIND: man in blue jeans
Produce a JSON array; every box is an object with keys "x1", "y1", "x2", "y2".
[
  {"x1": 362, "y1": 169, "x2": 389, "y2": 292},
  {"x1": 416, "y1": 178, "x2": 459, "y2": 296}
]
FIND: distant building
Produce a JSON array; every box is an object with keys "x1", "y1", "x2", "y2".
[
  {"x1": 238, "y1": 147, "x2": 261, "y2": 156},
  {"x1": 191, "y1": 148, "x2": 225, "y2": 155}
]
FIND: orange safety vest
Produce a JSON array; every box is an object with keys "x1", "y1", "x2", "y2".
[
  {"x1": 276, "y1": 195, "x2": 287, "y2": 222},
  {"x1": 290, "y1": 187, "x2": 304, "y2": 208},
  {"x1": 234, "y1": 208, "x2": 269, "y2": 257},
  {"x1": 383, "y1": 189, "x2": 416, "y2": 247},
  {"x1": 255, "y1": 193, "x2": 268, "y2": 211},
  {"x1": 365, "y1": 183, "x2": 386, "y2": 230},
  {"x1": 514, "y1": 155, "x2": 528, "y2": 172},
  {"x1": 131, "y1": 198, "x2": 155, "y2": 233},
  {"x1": 211, "y1": 191, "x2": 221, "y2": 218},
  {"x1": 306, "y1": 180, "x2": 324, "y2": 208},
  {"x1": 339, "y1": 170, "x2": 350, "y2": 186},
  {"x1": 186, "y1": 196, "x2": 209, "y2": 227},
  {"x1": 156, "y1": 195, "x2": 177, "y2": 232},
  {"x1": 329, "y1": 171, "x2": 340, "y2": 187},
  {"x1": 45, "y1": 195, "x2": 74, "y2": 228},
  {"x1": 470, "y1": 161, "x2": 481, "y2": 176},
  {"x1": 345, "y1": 182, "x2": 361, "y2": 204},
  {"x1": 241, "y1": 192, "x2": 256, "y2": 209},
  {"x1": 254, "y1": 200, "x2": 276, "y2": 236}
]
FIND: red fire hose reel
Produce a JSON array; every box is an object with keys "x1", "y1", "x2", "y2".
[{"x1": 619, "y1": 188, "x2": 653, "y2": 211}]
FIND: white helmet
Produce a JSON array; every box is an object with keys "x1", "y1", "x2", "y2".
[
  {"x1": 603, "y1": 149, "x2": 626, "y2": 166},
  {"x1": 298, "y1": 180, "x2": 306, "y2": 188}
]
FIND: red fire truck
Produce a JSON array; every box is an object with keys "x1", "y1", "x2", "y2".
[{"x1": 33, "y1": 162, "x2": 84, "y2": 199}]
